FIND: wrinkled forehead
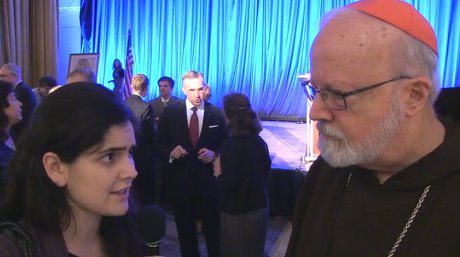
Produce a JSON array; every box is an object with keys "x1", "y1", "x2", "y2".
[{"x1": 311, "y1": 11, "x2": 399, "y2": 82}]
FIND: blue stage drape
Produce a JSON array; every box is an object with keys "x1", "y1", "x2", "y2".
[{"x1": 81, "y1": 0, "x2": 459, "y2": 119}]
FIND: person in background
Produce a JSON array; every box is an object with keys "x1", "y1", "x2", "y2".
[
  {"x1": 0, "y1": 81, "x2": 22, "y2": 197},
  {"x1": 110, "y1": 59, "x2": 125, "y2": 99},
  {"x1": 0, "y1": 83, "x2": 146, "y2": 257},
  {"x1": 0, "y1": 63, "x2": 36, "y2": 141},
  {"x1": 33, "y1": 75, "x2": 57, "y2": 106},
  {"x1": 148, "y1": 76, "x2": 181, "y2": 204},
  {"x1": 213, "y1": 93, "x2": 271, "y2": 257},
  {"x1": 66, "y1": 67, "x2": 96, "y2": 84},
  {"x1": 285, "y1": 1, "x2": 460, "y2": 257},
  {"x1": 149, "y1": 76, "x2": 181, "y2": 121},
  {"x1": 48, "y1": 68, "x2": 96, "y2": 95},
  {"x1": 156, "y1": 70, "x2": 228, "y2": 257},
  {"x1": 125, "y1": 74, "x2": 157, "y2": 206}
]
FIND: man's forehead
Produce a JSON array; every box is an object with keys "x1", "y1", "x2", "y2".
[
  {"x1": 183, "y1": 77, "x2": 202, "y2": 82},
  {"x1": 319, "y1": 11, "x2": 396, "y2": 41},
  {"x1": 311, "y1": 22, "x2": 397, "y2": 87},
  {"x1": 313, "y1": 13, "x2": 396, "y2": 60},
  {"x1": 183, "y1": 77, "x2": 203, "y2": 85},
  {"x1": 186, "y1": 85, "x2": 204, "y2": 91}
]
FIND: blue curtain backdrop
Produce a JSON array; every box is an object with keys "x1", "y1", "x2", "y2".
[{"x1": 81, "y1": 0, "x2": 459, "y2": 119}]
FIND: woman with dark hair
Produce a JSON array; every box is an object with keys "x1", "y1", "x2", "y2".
[
  {"x1": 0, "y1": 81, "x2": 22, "y2": 191},
  {"x1": 0, "y1": 83, "x2": 145, "y2": 257},
  {"x1": 111, "y1": 59, "x2": 125, "y2": 98},
  {"x1": 213, "y1": 93, "x2": 271, "y2": 257}
]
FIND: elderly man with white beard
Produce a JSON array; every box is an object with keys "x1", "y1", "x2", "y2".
[{"x1": 285, "y1": 1, "x2": 460, "y2": 257}]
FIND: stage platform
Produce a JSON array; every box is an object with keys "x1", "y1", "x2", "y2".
[
  {"x1": 259, "y1": 120, "x2": 311, "y2": 217},
  {"x1": 260, "y1": 120, "x2": 310, "y2": 171}
]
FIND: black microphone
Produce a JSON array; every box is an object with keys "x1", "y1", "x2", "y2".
[{"x1": 135, "y1": 205, "x2": 167, "y2": 256}]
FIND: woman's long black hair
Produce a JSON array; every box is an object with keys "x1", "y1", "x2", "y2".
[{"x1": 1, "y1": 83, "x2": 144, "y2": 257}]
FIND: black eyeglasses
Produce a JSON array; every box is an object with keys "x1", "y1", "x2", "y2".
[{"x1": 305, "y1": 76, "x2": 412, "y2": 110}]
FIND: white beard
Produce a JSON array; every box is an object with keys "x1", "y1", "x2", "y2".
[{"x1": 317, "y1": 95, "x2": 405, "y2": 167}]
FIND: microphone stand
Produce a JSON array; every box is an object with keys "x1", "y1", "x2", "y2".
[{"x1": 298, "y1": 73, "x2": 319, "y2": 166}]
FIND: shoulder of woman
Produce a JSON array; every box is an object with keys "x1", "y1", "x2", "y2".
[{"x1": 0, "y1": 225, "x2": 28, "y2": 257}]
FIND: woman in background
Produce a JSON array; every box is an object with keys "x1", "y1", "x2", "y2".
[
  {"x1": 0, "y1": 81, "x2": 22, "y2": 192},
  {"x1": 0, "y1": 83, "x2": 145, "y2": 257},
  {"x1": 111, "y1": 59, "x2": 125, "y2": 98},
  {"x1": 213, "y1": 92, "x2": 271, "y2": 257}
]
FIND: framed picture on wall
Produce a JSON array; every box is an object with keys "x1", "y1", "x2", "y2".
[{"x1": 68, "y1": 53, "x2": 99, "y2": 76}]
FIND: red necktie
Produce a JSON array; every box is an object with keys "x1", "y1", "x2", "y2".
[{"x1": 189, "y1": 107, "x2": 199, "y2": 148}]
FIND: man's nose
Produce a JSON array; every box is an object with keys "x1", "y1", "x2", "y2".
[{"x1": 309, "y1": 96, "x2": 333, "y2": 122}]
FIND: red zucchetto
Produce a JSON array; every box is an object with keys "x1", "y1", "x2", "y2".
[{"x1": 347, "y1": 0, "x2": 438, "y2": 55}]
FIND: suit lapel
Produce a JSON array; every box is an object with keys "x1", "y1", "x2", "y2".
[
  {"x1": 180, "y1": 102, "x2": 213, "y2": 149},
  {"x1": 200, "y1": 102, "x2": 214, "y2": 146},
  {"x1": 155, "y1": 98, "x2": 164, "y2": 114},
  {"x1": 179, "y1": 103, "x2": 194, "y2": 148}
]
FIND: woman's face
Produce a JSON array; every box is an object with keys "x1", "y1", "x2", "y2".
[
  {"x1": 61, "y1": 122, "x2": 137, "y2": 219},
  {"x1": 5, "y1": 92, "x2": 22, "y2": 127},
  {"x1": 114, "y1": 59, "x2": 121, "y2": 68}
]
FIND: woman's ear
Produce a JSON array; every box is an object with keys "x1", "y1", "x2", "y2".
[{"x1": 43, "y1": 152, "x2": 67, "y2": 187}]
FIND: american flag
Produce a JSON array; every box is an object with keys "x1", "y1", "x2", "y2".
[{"x1": 124, "y1": 29, "x2": 134, "y2": 100}]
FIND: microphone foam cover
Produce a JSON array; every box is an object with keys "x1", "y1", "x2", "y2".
[{"x1": 135, "y1": 205, "x2": 167, "y2": 243}]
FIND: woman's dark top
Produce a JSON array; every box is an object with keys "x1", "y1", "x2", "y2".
[
  {"x1": 217, "y1": 134, "x2": 271, "y2": 215},
  {"x1": 0, "y1": 141, "x2": 14, "y2": 193},
  {"x1": 0, "y1": 219, "x2": 146, "y2": 257}
]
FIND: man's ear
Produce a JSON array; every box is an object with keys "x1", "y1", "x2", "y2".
[
  {"x1": 402, "y1": 77, "x2": 432, "y2": 117},
  {"x1": 43, "y1": 152, "x2": 67, "y2": 187}
]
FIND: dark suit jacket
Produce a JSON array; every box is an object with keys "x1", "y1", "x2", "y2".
[
  {"x1": 12, "y1": 82, "x2": 37, "y2": 141},
  {"x1": 125, "y1": 95, "x2": 156, "y2": 205},
  {"x1": 0, "y1": 142, "x2": 14, "y2": 201},
  {"x1": 149, "y1": 95, "x2": 182, "y2": 118},
  {"x1": 126, "y1": 95, "x2": 157, "y2": 134},
  {"x1": 156, "y1": 101, "x2": 229, "y2": 202}
]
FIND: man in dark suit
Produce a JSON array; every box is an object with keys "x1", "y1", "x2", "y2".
[
  {"x1": 149, "y1": 76, "x2": 181, "y2": 204},
  {"x1": 149, "y1": 76, "x2": 181, "y2": 120},
  {"x1": 0, "y1": 63, "x2": 37, "y2": 141},
  {"x1": 125, "y1": 73, "x2": 157, "y2": 206},
  {"x1": 156, "y1": 71, "x2": 229, "y2": 257}
]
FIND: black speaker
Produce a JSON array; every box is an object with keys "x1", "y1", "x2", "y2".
[{"x1": 434, "y1": 87, "x2": 460, "y2": 120}]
